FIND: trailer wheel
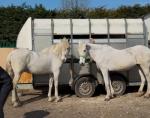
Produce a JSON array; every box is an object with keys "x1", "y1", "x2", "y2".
[
  {"x1": 111, "y1": 74, "x2": 126, "y2": 96},
  {"x1": 75, "y1": 76, "x2": 96, "y2": 98}
]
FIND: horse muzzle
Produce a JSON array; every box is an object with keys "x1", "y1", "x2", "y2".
[
  {"x1": 79, "y1": 57, "x2": 86, "y2": 65},
  {"x1": 63, "y1": 57, "x2": 67, "y2": 62},
  {"x1": 80, "y1": 63, "x2": 85, "y2": 66}
]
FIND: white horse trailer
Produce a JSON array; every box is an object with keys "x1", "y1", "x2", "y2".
[{"x1": 17, "y1": 15, "x2": 150, "y2": 97}]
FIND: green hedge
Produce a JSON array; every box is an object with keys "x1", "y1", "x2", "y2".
[{"x1": 0, "y1": 41, "x2": 16, "y2": 48}]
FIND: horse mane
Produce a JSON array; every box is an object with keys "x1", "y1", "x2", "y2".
[
  {"x1": 41, "y1": 38, "x2": 69, "y2": 57},
  {"x1": 50, "y1": 43, "x2": 64, "y2": 56}
]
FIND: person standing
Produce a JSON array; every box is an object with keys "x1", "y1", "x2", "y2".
[{"x1": 0, "y1": 66, "x2": 12, "y2": 118}]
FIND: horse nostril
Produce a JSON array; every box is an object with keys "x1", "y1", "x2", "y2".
[{"x1": 81, "y1": 63, "x2": 84, "y2": 66}]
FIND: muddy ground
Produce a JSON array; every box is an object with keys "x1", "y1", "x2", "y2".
[{"x1": 4, "y1": 86, "x2": 150, "y2": 118}]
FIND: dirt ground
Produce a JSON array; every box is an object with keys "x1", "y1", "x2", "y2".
[{"x1": 4, "y1": 86, "x2": 150, "y2": 118}]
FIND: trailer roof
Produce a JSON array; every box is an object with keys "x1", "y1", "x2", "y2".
[
  {"x1": 17, "y1": 17, "x2": 148, "y2": 50},
  {"x1": 33, "y1": 18, "x2": 144, "y2": 35}
]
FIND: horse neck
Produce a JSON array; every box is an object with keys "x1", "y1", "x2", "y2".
[
  {"x1": 42, "y1": 44, "x2": 64, "y2": 60},
  {"x1": 87, "y1": 49, "x2": 96, "y2": 61},
  {"x1": 53, "y1": 44, "x2": 63, "y2": 57},
  {"x1": 87, "y1": 43, "x2": 110, "y2": 61},
  {"x1": 86, "y1": 44, "x2": 98, "y2": 61},
  {"x1": 40, "y1": 47, "x2": 51, "y2": 54},
  {"x1": 40, "y1": 43, "x2": 60, "y2": 53}
]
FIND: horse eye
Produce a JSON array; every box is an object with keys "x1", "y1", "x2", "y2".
[{"x1": 83, "y1": 50, "x2": 86, "y2": 52}]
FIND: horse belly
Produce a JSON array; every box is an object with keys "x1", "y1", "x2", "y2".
[
  {"x1": 29, "y1": 67, "x2": 51, "y2": 74},
  {"x1": 107, "y1": 54, "x2": 136, "y2": 71},
  {"x1": 28, "y1": 62, "x2": 52, "y2": 74}
]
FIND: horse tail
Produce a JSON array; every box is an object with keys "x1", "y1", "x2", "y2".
[{"x1": 6, "y1": 53, "x2": 14, "y2": 78}]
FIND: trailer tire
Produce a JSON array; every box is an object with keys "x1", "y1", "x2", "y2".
[
  {"x1": 75, "y1": 76, "x2": 96, "y2": 98},
  {"x1": 110, "y1": 74, "x2": 126, "y2": 96}
]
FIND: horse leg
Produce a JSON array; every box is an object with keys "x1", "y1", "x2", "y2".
[
  {"x1": 144, "y1": 68, "x2": 150, "y2": 98},
  {"x1": 101, "y1": 68, "x2": 111, "y2": 101},
  {"x1": 12, "y1": 73, "x2": 21, "y2": 107},
  {"x1": 53, "y1": 71, "x2": 61, "y2": 102},
  {"x1": 136, "y1": 67, "x2": 145, "y2": 97},
  {"x1": 109, "y1": 80, "x2": 115, "y2": 98},
  {"x1": 144, "y1": 74, "x2": 150, "y2": 98},
  {"x1": 139, "y1": 65, "x2": 150, "y2": 98},
  {"x1": 69, "y1": 68, "x2": 73, "y2": 87},
  {"x1": 48, "y1": 76, "x2": 54, "y2": 102}
]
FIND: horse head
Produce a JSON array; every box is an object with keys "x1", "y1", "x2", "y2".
[
  {"x1": 78, "y1": 38, "x2": 95, "y2": 65},
  {"x1": 78, "y1": 41, "x2": 88, "y2": 65}
]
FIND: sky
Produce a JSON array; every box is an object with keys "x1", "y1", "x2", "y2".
[{"x1": 0, "y1": 0, "x2": 149, "y2": 9}]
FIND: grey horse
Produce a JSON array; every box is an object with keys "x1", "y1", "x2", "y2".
[
  {"x1": 78, "y1": 39, "x2": 150, "y2": 101},
  {"x1": 6, "y1": 38, "x2": 70, "y2": 107}
]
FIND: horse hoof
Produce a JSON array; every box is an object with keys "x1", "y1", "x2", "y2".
[
  {"x1": 48, "y1": 97, "x2": 53, "y2": 102},
  {"x1": 13, "y1": 102, "x2": 22, "y2": 107},
  {"x1": 144, "y1": 94, "x2": 150, "y2": 98},
  {"x1": 69, "y1": 79, "x2": 73, "y2": 87},
  {"x1": 69, "y1": 82, "x2": 72, "y2": 87},
  {"x1": 55, "y1": 97, "x2": 62, "y2": 102},
  {"x1": 11, "y1": 102, "x2": 14, "y2": 105},
  {"x1": 136, "y1": 92, "x2": 145, "y2": 97},
  {"x1": 104, "y1": 98, "x2": 110, "y2": 101},
  {"x1": 111, "y1": 94, "x2": 116, "y2": 99},
  {"x1": 18, "y1": 92, "x2": 24, "y2": 97}
]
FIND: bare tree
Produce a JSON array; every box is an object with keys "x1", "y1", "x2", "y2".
[{"x1": 61, "y1": 0, "x2": 89, "y2": 9}]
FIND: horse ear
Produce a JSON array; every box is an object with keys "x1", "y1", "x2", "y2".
[{"x1": 86, "y1": 45, "x2": 91, "y2": 50}]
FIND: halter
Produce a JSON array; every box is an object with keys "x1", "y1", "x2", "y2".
[{"x1": 79, "y1": 54, "x2": 91, "y2": 63}]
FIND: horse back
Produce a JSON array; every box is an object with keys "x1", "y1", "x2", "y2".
[{"x1": 127, "y1": 45, "x2": 150, "y2": 64}]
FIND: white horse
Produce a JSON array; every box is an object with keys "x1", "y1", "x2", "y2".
[
  {"x1": 78, "y1": 39, "x2": 150, "y2": 101},
  {"x1": 6, "y1": 38, "x2": 70, "y2": 107}
]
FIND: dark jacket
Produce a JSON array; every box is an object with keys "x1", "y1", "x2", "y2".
[{"x1": 0, "y1": 67, "x2": 11, "y2": 84}]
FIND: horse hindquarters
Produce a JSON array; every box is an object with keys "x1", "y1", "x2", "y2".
[
  {"x1": 137, "y1": 67, "x2": 146, "y2": 96},
  {"x1": 139, "y1": 65, "x2": 150, "y2": 98},
  {"x1": 12, "y1": 73, "x2": 22, "y2": 107},
  {"x1": 6, "y1": 51, "x2": 26, "y2": 107},
  {"x1": 6, "y1": 55, "x2": 14, "y2": 78},
  {"x1": 134, "y1": 47, "x2": 150, "y2": 97},
  {"x1": 6, "y1": 59, "x2": 22, "y2": 107}
]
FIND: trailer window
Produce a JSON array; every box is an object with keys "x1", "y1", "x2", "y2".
[
  {"x1": 110, "y1": 34, "x2": 125, "y2": 38},
  {"x1": 54, "y1": 35, "x2": 71, "y2": 39},
  {"x1": 73, "y1": 35, "x2": 89, "y2": 39},
  {"x1": 91, "y1": 34, "x2": 108, "y2": 39}
]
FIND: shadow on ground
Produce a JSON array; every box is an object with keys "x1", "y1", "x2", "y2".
[
  {"x1": 19, "y1": 85, "x2": 146, "y2": 106},
  {"x1": 20, "y1": 93, "x2": 47, "y2": 105},
  {"x1": 94, "y1": 85, "x2": 146, "y2": 96},
  {"x1": 24, "y1": 110, "x2": 49, "y2": 118},
  {"x1": 19, "y1": 85, "x2": 74, "y2": 106}
]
